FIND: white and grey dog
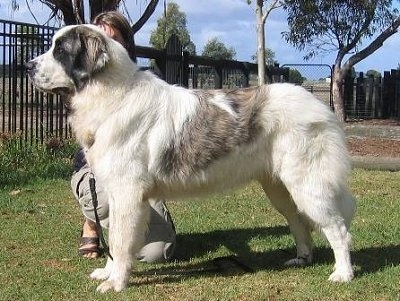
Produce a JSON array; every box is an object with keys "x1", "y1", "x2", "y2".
[{"x1": 26, "y1": 24, "x2": 356, "y2": 292}]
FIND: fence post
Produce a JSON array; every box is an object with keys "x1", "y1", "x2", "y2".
[
  {"x1": 242, "y1": 63, "x2": 250, "y2": 88},
  {"x1": 165, "y1": 34, "x2": 182, "y2": 85},
  {"x1": 154, "y1": 56, "x2": 166, "y2": 80},
  {"x1": 214, "y1": 65, "x2": 223, "y2": 89},
  {"x1": 181, "y1": 51, "x2": 189, "y2": 88},
  {"x1": 389, "y1": 69, "x2": 397, "y2": 118},
  {"x1": 374, "y1": 76, "x2": 383, "y2": 118},
  {"x1": 356, "y1": 72, "x2": 366, "y2": 119},
  {"x1": 394, "y1": 69, "x2": 400, "y2": 119},
  {"x1": 343, "y1": 71, "x2": 354, "y2": 119},
  {"x1": 382, "y1": 71, "x2": 392, "y2": 119},
  {"x1": 366, "y1": 76, "x2": 374, "y2": 119},
  {"x1": 191, "y1": 64, "x2": 198, "y2": 89}
]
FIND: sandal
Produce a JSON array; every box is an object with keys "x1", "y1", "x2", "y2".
[{"x1": 78, "y1": 236, "x2": 103, "y2": 258}]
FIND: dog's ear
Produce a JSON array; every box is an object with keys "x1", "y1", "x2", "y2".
[
  {"x1": 72, "y1": 27, "x2": 110, "y2": 90},
  {"x1": 79, "y1": 28, "x2": 110, "y2": 73}
]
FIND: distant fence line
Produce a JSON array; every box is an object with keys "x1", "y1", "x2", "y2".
[
  {"x1": 343, "y1": 69, "x2": 400, "y2": 120},
  {"x1": 0, "y1": 19, "x2": 62, "y2": 144},
  {"x1": 1, "y1": 19, "x2": 400, "y2": 145},
  {"x1": 0, "y1": 19, "x2": 289, "y2": 144}
]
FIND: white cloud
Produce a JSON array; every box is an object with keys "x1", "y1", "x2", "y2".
[{"x1": 173, "y1": 0, "x2": 249, "y2": 16}]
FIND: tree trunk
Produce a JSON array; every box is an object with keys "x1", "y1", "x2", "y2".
[
  {"x1": 89, "y1": 0, "x2": 120, "y2": 22},
  {"x1": 331, "y1": 64, "x2": 346, "y2": 122},
  {"x1": 39, "y1": 0, "x2": 159, "y2": 30},
  {"x1": 132, "y1": 0, "x2": 159, "y2": 33},
  {"x1": 256, "y1": 0, "x2": 265, "y2": 85},
  {"x1": 56, "y1": 1, "x2": 75, "y2": 25},
  {"x1": 38, "y1": 0, "x2": 121, "y2": 24}
]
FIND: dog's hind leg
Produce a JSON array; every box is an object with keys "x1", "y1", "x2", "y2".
[
  {"x1": 260, "y1": 178, "x2": 313, "y2": 266},
  {"x1": 321, "y1": 190, "x2": 355, "y2": 282},
  {"x1": 280, "y1": 174, "x2": 355, "y2": 282},
  {"x1": 92, "y1": 188, "x2": 150, "y2": 293}
]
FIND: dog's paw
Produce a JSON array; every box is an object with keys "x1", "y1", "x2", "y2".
[
  {"x1": 90, "y1": 268, "x2": 111, "y2": 281},
  {"x1": 328, "y1": 269, "x2": 354, "y2": 282},
  {"x1": 96, "y1": 279, "x2": 126, "y2": 293},
  {"x1": 284, "y1": 255, "x2": 311, "y2": 267}
]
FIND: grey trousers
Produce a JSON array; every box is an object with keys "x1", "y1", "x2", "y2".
[{"x1": 71, "y1": 165, "x2": 176, "y2": 263}]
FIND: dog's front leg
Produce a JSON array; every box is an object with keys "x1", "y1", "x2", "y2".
[
  {"x1": 90, "y1": 256, "x2": 113, "y2": 280},
  {"x1": 92, "y1": 188, "x2": 150, "y2": 293}
]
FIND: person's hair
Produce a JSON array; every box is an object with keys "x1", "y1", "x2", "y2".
[{"x1": 92, "y1": 11, "x2": 137, "y2": 62}]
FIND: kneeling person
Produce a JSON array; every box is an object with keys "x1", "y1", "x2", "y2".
[{"x1": 71, "y1": 149, "x2": 176, "y2": 263}]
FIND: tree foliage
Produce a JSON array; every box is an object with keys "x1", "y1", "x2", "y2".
[
  {"x1": 149, "y1": 2, "x2": 196, "y2": 54},
  {"x1": 202, "y1": 37, "x2": 236, "y2": 60},
  {"x1": 282, "y1": 0, "x2": 400, "y2": 121},
  {"x1": 288, "y1": 68, "x2": 305, "y2": 85},
  {"x1": 251, "y1": 48, "x2": 277, "y2": 65},
  {"x1": 283, "y1": 0, "x2": 399, "y2": 62},
  {"x1": 366, "y1": 69, "x2": 382, "y2": 78}
]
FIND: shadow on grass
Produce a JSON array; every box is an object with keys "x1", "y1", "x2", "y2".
[{"x1": 130, "y1": 226, "x2": 400, "y2": 286}]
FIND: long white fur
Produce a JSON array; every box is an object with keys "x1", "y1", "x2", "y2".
[{"x1": 28, "y1": 25, "x2": 356, "y2": 293}]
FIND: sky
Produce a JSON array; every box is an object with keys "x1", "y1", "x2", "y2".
[{"x1": 1, "y1": 0, "x2": 400, "y2": 73}]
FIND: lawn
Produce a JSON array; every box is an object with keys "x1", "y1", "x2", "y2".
[{"x1": 0, "y1": 169, "x2": 399, "y2": 300}]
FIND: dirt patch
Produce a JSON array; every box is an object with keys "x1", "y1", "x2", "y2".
[
  {"x1": 345, "y1": 119, "x2": 400, "y2": 158},
  {"x1": 347, "y1": 137, "x2": 400, "y2": 158},
  {"x1": 346, "y1": 119, "x2": 400, "y2": 126}
]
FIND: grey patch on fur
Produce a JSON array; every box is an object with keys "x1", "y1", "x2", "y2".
[
  {"x1": 160, "y1": 86, "x2": 265, "y2": 178},
  {"x1": 53, "y1": 26, "x2": 108, "y2": 91}
]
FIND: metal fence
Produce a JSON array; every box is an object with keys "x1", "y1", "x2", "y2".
[
  {"x1": 282, "y1": 63, "x2": 333, "y2": 107},
  {"x1": 5, "y1": 18, "x2": 400, "y2": 146},
  {"x1": 0, "y1": 19, "x2": 69, "y2": 144},
  {"x1": 0, "y1": 20, "x2": 290, "y2": 144},
  {"x1": 136, "y1": 34, "x2": 289, "y2": 89}
]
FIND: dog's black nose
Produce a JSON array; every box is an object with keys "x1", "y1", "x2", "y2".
[{"x1": 25, "y1": 60, "x2": 37, "y2": 77}]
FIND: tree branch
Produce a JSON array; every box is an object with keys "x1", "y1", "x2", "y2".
[
  {"x1": 89, "y1": 0, "x2": 121, "y2": 21},
  {"x1": 262, "y1": 0, "x2": 283, "y2": 24},
  {"x1": 132, "y1": 0, "x2": 159, "y2": 34},
  {"x1": 344, "y1": 16, "x2": 400, "y2": 73},
  {"x1": 73, "y1": 0, "x2": 84, "y2": 24}
]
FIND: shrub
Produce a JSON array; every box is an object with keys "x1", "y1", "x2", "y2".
[{"x1": 0, "y1": 133, "x2": 78, "y2": 188}]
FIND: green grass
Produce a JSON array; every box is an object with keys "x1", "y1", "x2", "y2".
[
  {"x1": 0, "y1": 170, "x2": 399, "y2": 300},
  {"x1": 0, "y1": 134, "x2": 78, "y2": 188}
]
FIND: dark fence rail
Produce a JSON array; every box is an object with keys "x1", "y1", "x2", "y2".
[{"x1": 343, "y1": 69, "x2": 400, "y2": 120}]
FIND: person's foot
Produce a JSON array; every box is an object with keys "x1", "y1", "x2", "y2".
[{"x1": 78, "y1": 219, "x2": 102, "y2": 259}]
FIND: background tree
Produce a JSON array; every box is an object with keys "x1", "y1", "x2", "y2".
[
  {"x1": 11, "y1": 0, "x2": 159, "y2": 33},
  {"x1": 150, "y1": 1, "x2": 196, "y2": 54},
  {"x1": 251, "y1": 48, "x2": 277, "y2": 66},
  {"x1": 247, "y1": 0, "x2": 283, "y2": 85},
  {"x1": 283, "y1": 0, "x2": 400, "y2": 122},
  {"x1": 366, "y1": 69, "x2": 382, "y2": 78},
  {"x1": 198, "y1": 38, "x2": 238, "y2": 88},
  {"x1": 202, "y1": 37, "x2": 236, "y2": 60},
  {"x1": 288, "y1": 68, "x2": 305, "y2": 85}
]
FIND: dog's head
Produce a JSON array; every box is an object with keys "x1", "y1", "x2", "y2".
[{"x1": 26, "y1": 24, "x2": 114, "y2": 95}]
